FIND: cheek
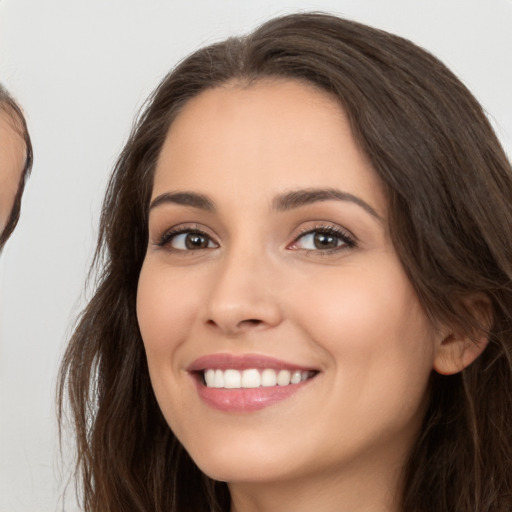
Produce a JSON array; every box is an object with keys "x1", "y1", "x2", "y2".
[
  {"x1": 292, "y1": 258, "x2": 437, "y2": 398},
  {"x1": 136, "y1": 262, "x2": 199, "y2": 366},
  {"x1": 292, "y1": 266, "x2": 436, "y2": 455},
  {"x1": 136, "y1": 261, "x2": 203, "y2": 426}
]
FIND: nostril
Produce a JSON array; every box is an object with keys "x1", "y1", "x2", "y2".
[
  {"x1": 206, "y1": 318, "x2": 261, "y2": 325},
  {"x1": 244, "y1": 319, "x2": 262, "y2": 325}
]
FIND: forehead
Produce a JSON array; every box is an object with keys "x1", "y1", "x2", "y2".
[
  {"x1": 0, "y1": 109, "x2": 25, "y2": 152},
  {"x1": 0, "y1": 110, "x2": 26, "y2": 175},
  {"x1": 163, "y1": 79, "x2": 346, "y2": 151},
  {"x1": 153, "y1": 79, "x2": 384, "y2": 212}
]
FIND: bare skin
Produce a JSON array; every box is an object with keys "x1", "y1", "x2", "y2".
[{"x1": 0, "y1": 111, "x2": 25, "y2": 236}]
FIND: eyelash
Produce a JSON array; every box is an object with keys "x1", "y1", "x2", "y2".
[
  {"x1": 156, "y1": 225, "x2": 217, "y2": 251},
  {"x1": 155, "y1": 224, "x2": 356, "y2": 254},
  {"x1": 289, "y1": 224, "x2": 356, "y2": 253}
]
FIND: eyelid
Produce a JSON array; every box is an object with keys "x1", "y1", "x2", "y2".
[
  {"x1": 154, "y1": 223, "x2": 219, "y2": 250},
  {"x1": 150, "y1": 221, "x2": 356, "y2": 254},
  {"x1": 288, "y1": 223, "x2": 356, "y2": 252}
]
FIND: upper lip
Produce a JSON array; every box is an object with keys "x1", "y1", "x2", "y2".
[{"x1": 187, "y1": 353, "x2": 317, "y2": 372}]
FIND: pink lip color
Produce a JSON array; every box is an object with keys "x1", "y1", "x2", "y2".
[
  {"x1": 188, "y1": 353, "x2": 313, "y2": 372},
  {"x1": 187, "y1": 354, "x2": 316, "y2": 413}
]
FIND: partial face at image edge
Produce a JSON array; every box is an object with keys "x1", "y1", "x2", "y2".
[{"x1": 0, "y1": 109, "x2": 27, "y2": 246}]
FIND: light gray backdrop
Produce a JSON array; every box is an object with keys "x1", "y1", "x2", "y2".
[{"x1": 1, "y1": 1, "x2": 511, "y2": 510}]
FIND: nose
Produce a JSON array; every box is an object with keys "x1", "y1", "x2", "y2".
[{"x1": 203, "y1": 248, "x2": 283, "y2": 336}]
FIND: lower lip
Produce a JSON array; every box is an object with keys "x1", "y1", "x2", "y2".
[{"x1": 193, "y1": 378, "x2": 310, "y2": 412}]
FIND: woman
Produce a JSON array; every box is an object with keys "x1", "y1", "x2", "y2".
[
  {"x1": 59, "y1": 13, "x2": 512, "y2": 512},
  {"x1": 0, "y1": 84, "x2": 32, "y2": 249}
]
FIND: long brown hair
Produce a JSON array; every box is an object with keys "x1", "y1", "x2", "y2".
[
  {"x1": 58, "y1": 13, "x2": 512, "y2": 511},
  {"x1": 0, "y1": 84, "x2": 33, "y2": 249}
]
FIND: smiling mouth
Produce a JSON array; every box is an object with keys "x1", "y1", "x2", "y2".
[
  {"x1": 188, "y1": 354, "x2": 319, "y2": 411},
  {"x1": 202, "y1": 368, "x2": 317, "y2": 389},
  {"x1": 189, "y1": 356, "x2": 319, "y2": 412}
]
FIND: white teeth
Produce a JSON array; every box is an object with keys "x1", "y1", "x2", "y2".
[
  {"x1": 205, "y1": 369, "x2": 215, "y2": 387},
  {"x1": 203, "y1": 368, "x2": 313, "y2": 389},
  {"x1": 290, "y1": 370, "x2": 302, "y2": 384},
  {"x1": 241, "y1": 369, "x2": 260, "y2": 388},
  {"x1": 214, "y1": 369, "x2": 224, "y2": 388},
  {"x1": 277, "y1": 369, "x2": 291, "y2": 386},
  {"x1": 224, "y1": 369, "x2": 241, "y2": 388},
  {"x1": 261, "y1": 369, "x2": 277, "y2": 387}
]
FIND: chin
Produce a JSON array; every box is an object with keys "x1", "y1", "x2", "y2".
[{"x1": 180, "y1": 430, "x2": 306, "y2": 484}]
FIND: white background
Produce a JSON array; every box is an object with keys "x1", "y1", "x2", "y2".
[{"x1": 1, "y1": 1, "x2": 511, "y2": 510}]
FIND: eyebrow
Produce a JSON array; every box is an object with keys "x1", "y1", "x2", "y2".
[
  {"x1": 149, "y1": 191, "x2": 216, "y2": 212},
  {"x1": 272, "y1": 188, "x2": 382, "y2": 221},
  {"x1": 149, "y1": 187, "x2": 382, "y2": 221}
]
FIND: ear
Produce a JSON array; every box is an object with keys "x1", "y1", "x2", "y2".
[{"x1": 433, "y1": 294, "x2": 492, "y2": 376}]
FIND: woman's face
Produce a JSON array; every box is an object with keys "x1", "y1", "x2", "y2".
[
  {"x1": 0, "y1": 111, "x2": 25, "y2": 235},
  {"x1": 137, "y1": 80, "x2": 442, "y2": 489}
]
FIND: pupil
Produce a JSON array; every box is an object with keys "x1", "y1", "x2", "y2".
[
  {"x1": 314, "y1": 232, "x2": 337, "y2": 249},
  {"x1": 186, "y1": 233, "x2": 208, "y2": 249}
]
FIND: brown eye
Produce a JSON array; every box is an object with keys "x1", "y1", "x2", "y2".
[
  {"x1": 290, "y1": 227, "x2": 355, "y2": 252},
  {"x1": 184, "y1": 232, "x2": 210, "y2": 249},
  {"x1": 162, "y1": 230, "x2": 217, "y2": 251},
  {"x1": 313, "y1": 232, "x2": 339, "y2": 250}
]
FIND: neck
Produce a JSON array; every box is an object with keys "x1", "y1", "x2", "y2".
[{"x1": 228, "y1": 454, "x2": 405, "y2": 512}]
